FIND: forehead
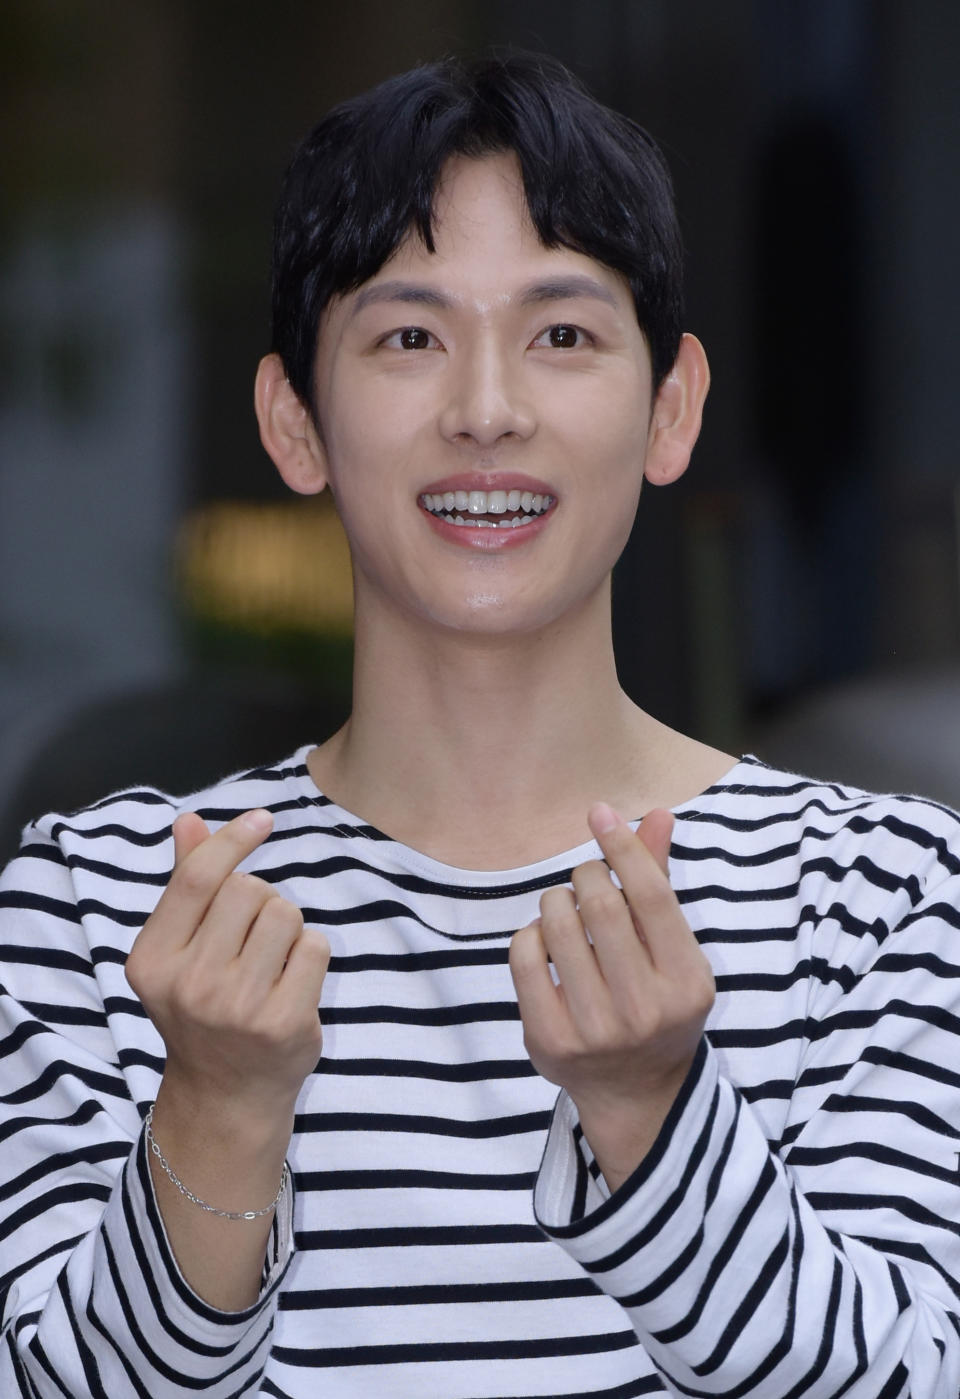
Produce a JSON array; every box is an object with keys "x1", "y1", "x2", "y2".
[{"x1": 355, "y1": 152, "x2": 632, "y2": 309}]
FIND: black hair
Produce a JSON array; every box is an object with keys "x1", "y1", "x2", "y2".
[{"x1": 271, "y1": 52, "x2": 684, "y2": 412}]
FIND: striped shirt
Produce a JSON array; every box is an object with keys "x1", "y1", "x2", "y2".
[{"x1": 1, "y1": 747, "x2": 960, "y2": 1397}]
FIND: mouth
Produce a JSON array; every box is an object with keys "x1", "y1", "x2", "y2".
[{"x1": 418, "y1": 487, "x2": 556, "y2": 529}]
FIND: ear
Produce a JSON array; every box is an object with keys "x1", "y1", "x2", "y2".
[
  {"x1": 254, "y1": 353, "x2": 328, "y2": 495},
  {"x1": 642, "y1": 333, "x2": 710, "y2": 487}
]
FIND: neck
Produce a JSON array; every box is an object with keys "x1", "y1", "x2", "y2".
[{"x1": 308, "y1": 587, "x2": 733, "y2": 868}]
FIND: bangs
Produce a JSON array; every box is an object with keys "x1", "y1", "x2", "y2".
[{"x1": 272, "y1": 54, "x2": 682, "y2": 412}]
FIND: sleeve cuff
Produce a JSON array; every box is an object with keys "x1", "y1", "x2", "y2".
[
  {"x1": 84, "y1": 1124, "x2": 295, "y2": 1372},
  {"x1": 534, "y1": 1037, "x2": 720, "y2": 1250}
]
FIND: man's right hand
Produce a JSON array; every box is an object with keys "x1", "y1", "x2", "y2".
[
  {"x1": 124, "y1": 808, "x2": 330, "y2": 1308},
  {"x1": 126, "y1": 807, "x2": 329, "y2": 1120}
]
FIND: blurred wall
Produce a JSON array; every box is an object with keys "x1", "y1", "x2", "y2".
[{"x1": 2, "y1": 0, "x2": 959, "y2": 840}]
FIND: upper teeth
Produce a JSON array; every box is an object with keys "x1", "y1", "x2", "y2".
[{"x1": 421, "y1": 489, "x2": 552, "y2": 517}]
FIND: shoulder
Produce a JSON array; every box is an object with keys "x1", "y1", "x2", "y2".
[
  {"x1": 695, "y1": 755, "x2": 960, "y2": 941},
  {"x1": 6, "y1": 745, "x2": 317, "y2": 893},
  {"x1": 678, "y1": 754, "x2": 960, "y2": 902},
  {"x1": 691, "y1": 753, "x2": 960, "y2": 849}
]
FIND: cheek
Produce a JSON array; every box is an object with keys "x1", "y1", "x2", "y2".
[
  {"x1": 562, "y1": 400, "x2": 650, "y2": 495},
  {"x1": 553, "y1": 363, "x2": 651, "y2": 456},
  {"x1": 562, "y1": 408, "x2": 648, "y2": 565},
  {"x1": 321, "y1": 372, "x2": 432, "y2": 489}
]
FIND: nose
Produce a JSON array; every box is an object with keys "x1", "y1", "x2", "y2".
[{"x1": 438, "y1": 338, "x2": 535, "y2": 447}]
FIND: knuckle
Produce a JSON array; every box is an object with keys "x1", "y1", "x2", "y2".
[
  {"x1": 250, "y1": 1005, "x2": 310, "y2": 1050},
  {"x1": 124, "y1": 946, "x2": 144, "y2": 988},
  {"x1": 302, "y1": 927, "x2": 332, "y2": 967},
  {"x1": 246, "y1": 1016, "x2": 285, "y2": 1049},
  {"x1": 540, "y1": 912, "x2": 580, "y2": 951},
  {"x1": 523, "y1": 1022, "x2": 567, "y2": 1069},
  {"x1": 172, "y1": 961, "x2": 238, "y2": 1019},
  {"x1": 170, "y1": 967, "x2": 213, "y2": 1018},
  {"x1": 630, "y1": 882, "x2": 673, "y2": 923},
  {"x1": 269, "y1": 896, "x2": 304, "y2": 933},
  {"x1": 612, "y1": 983, "x2": 654, "y2": 1031},
  {"x1": 539, "y1": 886, "x2": 575, "y2": 920},
  {"x1": 225, "y1": 870, "x2": 263, "y2": 899},
  {"x1": 570, "y1": 859, "x2": 608, "y2": 891},
  {"x1": 573, "y1": 1016, "x2": 605, "y2": 1052},
  {"x1": 125, "y1": 944, "x2": 170, "y2": 1001},
  {"x1": 221, "y1": 871, "x2": 276, "y2": 918},
  {"x1": 243, "y1": 872, "x2": 275, "y2": 897},
  {"x1": 176, "y1": 858, "x2": 213, "y2": 898},
  {"x1": 509, "y1": 949, "x2": 535, "y2": 986},
  {"x1": 629, "y1": 1005, "x2": 659, "y2": 1041},
  {"x1": 579, "y1": 888, "x2": 624, "y2": 925},
  {"x1": 508, "y1": 927, "x2": 540, "y2": 976},
  {"x1": 550, "y1": 1030, "x2": 585, "y2": 1067},
  {"x1": 580, "y1": 1002, "x2": 624, "y2": 1047}
]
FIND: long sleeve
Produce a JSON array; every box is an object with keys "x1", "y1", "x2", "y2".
[
  {"x1": 0, "y1": 815, "x2": 294, "y2": 1397},
  {"x1": 534, "y1": 801, "x2": 960, "y2": 1398}
]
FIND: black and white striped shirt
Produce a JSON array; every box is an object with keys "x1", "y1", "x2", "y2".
[{"x1": 2, "y1": 748, "x2": 959, "y2": 1397}]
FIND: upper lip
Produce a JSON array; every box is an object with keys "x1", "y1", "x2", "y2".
[{"x1": 418, "y1": 471, "x2": 556, "y2": 497}]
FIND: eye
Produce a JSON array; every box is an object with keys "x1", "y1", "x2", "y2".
[
  {"x1": 532, "y1": 323, "x2": 591, "y2": 350},
  {"x1": 381, "y1": 326, "x2": 438, "y2": 350}
]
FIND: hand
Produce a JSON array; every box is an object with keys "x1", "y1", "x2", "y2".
[
  {"x1": 509, "y1": 803, "x2": 714, "y2": 1191},
  {"x1": 125, "y1": 808, "x2": 330, "y2": 1129},
  {"x1": 125, "y1": 808, "x2": 330, "y2": 1309}
]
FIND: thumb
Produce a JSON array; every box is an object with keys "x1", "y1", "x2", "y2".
[
  {"x1": 637, "y1": 808, "x2": 674, "y2": 876},
  {"x1": 172, "y1": 811, "x2": 211, "y2": 867}
]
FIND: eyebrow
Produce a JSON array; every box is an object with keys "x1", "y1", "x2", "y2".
[
  {"x1": 349, "y1": 273, "x2": 619, "y2": 317},
  {"x1": 517, "y1": 275, "x2": 619, "y2": 309},
  {"x1": 351, "y1": 282, "x2": 453, "y2": 315}
]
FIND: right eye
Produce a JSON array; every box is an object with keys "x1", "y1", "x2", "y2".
[{"x1": 381, "y1": 326, "x2": 438, "y2": 350}]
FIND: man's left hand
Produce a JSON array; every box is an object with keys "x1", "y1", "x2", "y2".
[{"x1": 509, "y1": 803, "x2": 715, "y2": 1192}]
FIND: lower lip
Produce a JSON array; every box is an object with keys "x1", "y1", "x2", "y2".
[{"x1": 419, "y1": 506, "x2": 556, "y2": 550}]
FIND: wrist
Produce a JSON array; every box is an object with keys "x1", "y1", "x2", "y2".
[
  {"x1": 573, "y1": 1072, "x2": 689, "y2": 1193},
  {"x1": 150, "y1": 1081, "x2": 295, "y2": 1208},
  {"x1": 145, "y1": 1103, "x2": 290, "y2": 1222},
  {"x1": 144, "y1": 1091, "x2": 294, "y2": 1311},
  {"x1": 154, "y1": 1072, "x2": 297, "y2": 1147}
]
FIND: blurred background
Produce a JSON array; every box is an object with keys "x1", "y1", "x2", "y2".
[{"x1": 1, "y1": 0, "x2": 959, "y2": 858}]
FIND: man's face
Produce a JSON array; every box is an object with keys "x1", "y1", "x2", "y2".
[{"x1": 310, "y1": 152, "x2": 659, "y2": 638}]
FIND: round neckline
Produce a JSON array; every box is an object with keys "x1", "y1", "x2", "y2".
[{"x1": 281, "y1": 745, "x2": 758, "y2": 887}]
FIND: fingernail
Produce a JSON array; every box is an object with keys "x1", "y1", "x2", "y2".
[
  {"x1": 241, "y1": 808, "x2": 273, "y2": 834},
  {"x1": 589, "y1": 802, "x2": 620, "y2": 835}
]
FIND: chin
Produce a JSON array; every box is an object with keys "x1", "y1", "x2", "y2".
[{"x1": 419, "y1": 589, "x2": 588, "y2": 640}]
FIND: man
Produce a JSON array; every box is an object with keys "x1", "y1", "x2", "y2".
[{"x1": 2, "y1": 53, "x2": 959, "y2": 1398}]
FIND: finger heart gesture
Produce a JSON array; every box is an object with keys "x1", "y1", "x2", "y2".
[
  {"x1": 125, "y1": 808, "x2": 330, "y2": 1127},
  {"x1": 508, "y1": 802, "x2": 715, "y2": 1192}
]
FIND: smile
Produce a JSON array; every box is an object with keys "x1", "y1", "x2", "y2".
[{"x1": 419, "y1": 488, "x2": 555, "y2": 528}]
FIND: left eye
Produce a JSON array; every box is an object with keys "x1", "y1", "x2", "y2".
[{"x1": 533, "y1": 324, "x2": 588, "y2": 349}]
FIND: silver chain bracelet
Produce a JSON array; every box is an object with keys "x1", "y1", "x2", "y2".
[{"x1": 144, "y1": 1104, "x2": 290, "y2": 1221}]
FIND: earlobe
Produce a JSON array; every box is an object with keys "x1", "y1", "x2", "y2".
[
  {"x1": 643, "y1": 333, "x2": 710, "y2": 487},
  {"x1": 254, "y1": 353, "x2": 328, "y2": 496}
]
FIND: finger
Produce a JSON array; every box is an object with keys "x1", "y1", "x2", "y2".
[
  {"x1": 278, "y1": 926, "x2": 332, "y2": 1027},
  {"x1": 509, "y1": 921, "x2": 571, "y2": 1049},
  {"x1": 172, "y1": 811, "x2": 211, "y2": 867},
  {"x1": 138, "y1": 809, "x2": 275, "y2": 956},
  {"x1": 189, "y1": 871, "x2": 289, "y2": 966},
  {"x1": 537, "y1": 885, "x2": 608, "y2": 1022},
  {"x1": 586, "y1": 802, "x2": 694, "y2": 973},
  {"x1": 236, "y1": 893, "x2": 305, "y2": 987},
  {"x1": 571, "y1": 858, "x2": 649, "y2": 987},
  {"x1": 637, "y1": 808, "x2": 674, "y2": 877}
]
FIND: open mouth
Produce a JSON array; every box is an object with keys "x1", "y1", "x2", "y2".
[{"x1": 419, "y1": 488, "x2": 555, "y2": 529}]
